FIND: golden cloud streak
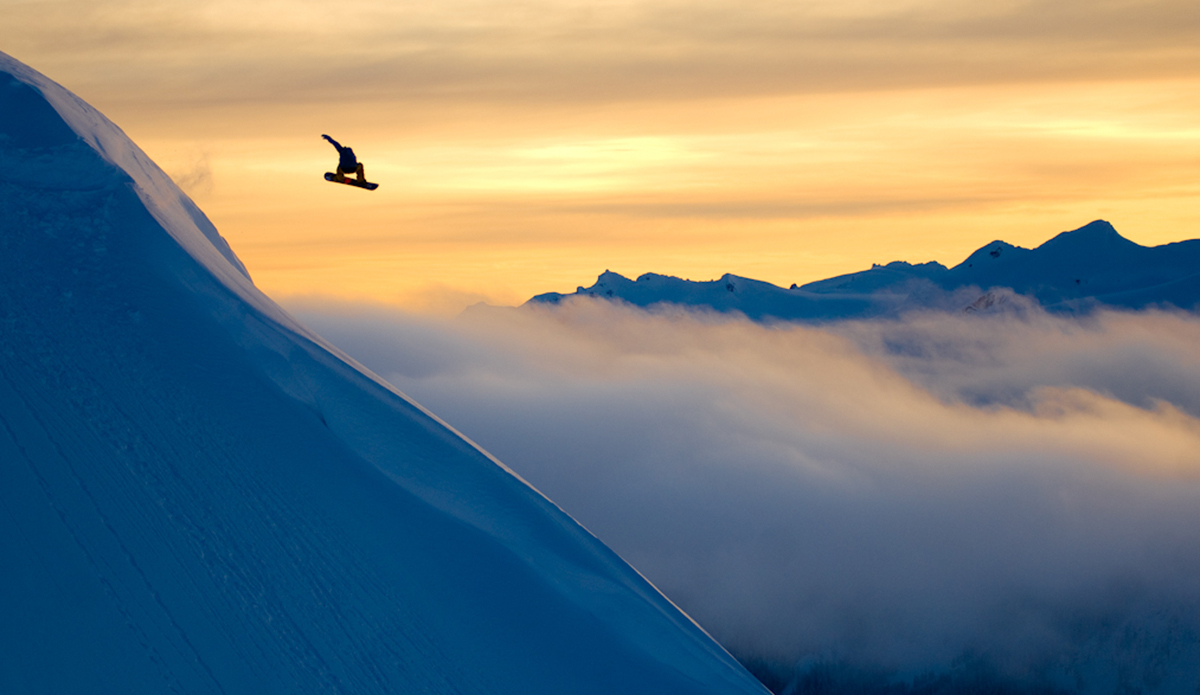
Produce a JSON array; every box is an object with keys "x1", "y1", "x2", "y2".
[{"x1": 4, "y1": 0, "x2": 1200, "y2": 308}]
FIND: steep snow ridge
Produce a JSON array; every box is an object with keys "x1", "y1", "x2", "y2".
[
  {"x1": 0, "y1": 54, "x2": 253, "y2": 295},
  {"x1": 0, "y1": 53, "x2": 766, "y2": 694}
]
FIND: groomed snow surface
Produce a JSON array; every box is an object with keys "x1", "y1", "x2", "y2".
[{"x1": 0, "y1": 53, "x2": 768, "y2": 695}]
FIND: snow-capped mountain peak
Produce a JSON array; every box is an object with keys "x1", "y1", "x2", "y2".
[
  {"x1": 529, "y1": 220, "x2": 1200, "y2": 320},
  {"x1": 0, "y1": 52, "x2": 767, "y2": 695}
]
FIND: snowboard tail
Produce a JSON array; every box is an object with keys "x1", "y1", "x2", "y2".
[{"x1": 325, "y1": 172, "x2": 379, "y2": 190}]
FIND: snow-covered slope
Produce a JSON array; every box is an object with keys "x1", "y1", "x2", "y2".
[
  {"x1": 530, "y1": 221, "x2": 1200, "y2": 320},
  {"x1": 941, "y1": 220, "x2": 1200, "y2": 308},
  {"x1": 0, "y1": 53, "x2": 767, "y2": 695}
]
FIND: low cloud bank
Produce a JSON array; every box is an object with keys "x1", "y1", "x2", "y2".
[{"x1": 293, "y1": 297, "x2": 1200, "y2": 693}]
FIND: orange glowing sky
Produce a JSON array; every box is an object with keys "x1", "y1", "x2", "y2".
[{"x1": 5, "y1": 0, "x2": 1200, "y2": 311}]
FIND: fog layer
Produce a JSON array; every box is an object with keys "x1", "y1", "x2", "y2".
[{"x1": 295, "y1": 297, "x2": 1200, "y2": 691}]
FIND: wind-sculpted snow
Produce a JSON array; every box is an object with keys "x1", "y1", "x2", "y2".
[
  {"x1": 0, "y1": 54, "x2": 253, "y2": 287},
  {"x1": 296, "y1": 297, "x2": 1200, "y2": 694},
  {"x1": 0, "y1": 53, "x2": 767, "y2": 694}
]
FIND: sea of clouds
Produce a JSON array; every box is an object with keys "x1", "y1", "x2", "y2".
[{"x1": 292, "y1": 296, "x2": 1200, "y2": 693}]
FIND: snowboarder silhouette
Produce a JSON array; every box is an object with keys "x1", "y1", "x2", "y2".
[{"x1": 322, "y1": 134, "x2": 366, "y2": 184}]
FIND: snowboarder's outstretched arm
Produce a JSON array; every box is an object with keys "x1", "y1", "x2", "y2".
[{"x1": 322, "y1": 134, "x2": 344, "y2": 152}]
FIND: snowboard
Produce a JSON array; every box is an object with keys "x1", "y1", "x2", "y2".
[{"x1": 324, "y1": 172, "x2": 379, "y2": 190}]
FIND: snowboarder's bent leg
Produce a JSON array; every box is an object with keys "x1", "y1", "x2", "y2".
[
  {"x1": 355, "y1": 163, "x2": 365, "y2": 182},
  {"x1": 335, "y1": 166, "x2": 347, "y2": 183}
]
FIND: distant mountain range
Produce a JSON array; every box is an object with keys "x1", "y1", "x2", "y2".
[{"x1": 527, "y1": 220, "x2": 1200, "y2": 321}]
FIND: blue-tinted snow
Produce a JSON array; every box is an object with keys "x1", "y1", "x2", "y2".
[
  {"x1": 530, "y1": 220, "x2": 1200, "y2": 321},
  {"x1": 0, "y1": 52, "x2": 767, "y2": 695}
]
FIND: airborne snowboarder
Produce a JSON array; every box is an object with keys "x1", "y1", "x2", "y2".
[{"x1": 322, "y1": 134, "x2": 378, "y2": 190}]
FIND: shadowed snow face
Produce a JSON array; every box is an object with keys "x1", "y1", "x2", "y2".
[{"x1": 293, "y1": 298, "x2": 1200, "y2": 681}]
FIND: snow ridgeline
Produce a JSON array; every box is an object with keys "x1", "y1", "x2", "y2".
[
  {"x1": 529, "y1": 221, "x2": 1200, "y2": 322},
  {"x1": 0, "y1": 53, "x2": 767, "y2": 695}
]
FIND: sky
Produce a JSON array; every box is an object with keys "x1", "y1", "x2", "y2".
[
  {"x1": 6, "y1": 5, "x2": 1200, "y2": 688},
  {"x1": 4, "y1": 0, "x2": 1200, "y2": 310},
  {"x1": 295, "y1": 297, "x2": 1200, "y2": 688}
]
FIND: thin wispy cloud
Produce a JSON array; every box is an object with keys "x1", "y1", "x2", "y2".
[
  {"x1": 6, "y1": 1, "x2": 1198, "y2": 312},
  {"x1": 9, "y1": 0, "x2": 1200, "y2": 105},
  {"x1": 293, "y1": 297, "x2": 1200, "y2": 690}
]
